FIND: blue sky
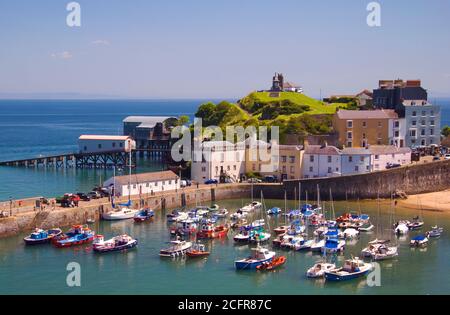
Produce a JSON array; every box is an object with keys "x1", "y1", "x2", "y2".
[{"x1": 0, "y1": 0, "x2": 450, "y2": 99}]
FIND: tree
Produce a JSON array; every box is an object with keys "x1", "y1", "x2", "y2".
[
  {"x1": 177, "y1": 115, "x2": 190, "y2": 126},
  {"x1": 442, "y1": 125, "x2": 450, "y2": 138}
]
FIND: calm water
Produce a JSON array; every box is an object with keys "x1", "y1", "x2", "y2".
[{"x1": 0, "y1": 198, "x2": 449, "y2": 295}]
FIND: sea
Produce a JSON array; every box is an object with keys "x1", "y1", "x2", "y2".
[{"x1": 0, "y1": 99, "x2": 449, "y2": 295}]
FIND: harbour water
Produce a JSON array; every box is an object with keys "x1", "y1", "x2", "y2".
[{"x1": 0, "y1": 198, "x2": 449, "y2": 295}]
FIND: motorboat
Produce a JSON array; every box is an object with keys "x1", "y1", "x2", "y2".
[
  {"x1": 394, "y1": 221, "x2": 410, "y2": 235},
  {"x1": 306, "y1": 262, "x2": 336, "y2": 278},
  {"x1": 358, "y1": 222, "x2": 375, "y2": 232},
  {"x1": 240, "y1": 202, "x2": 262, "y2": 213},
  {"x1": 251, "y1": 219, "x2": 265, "y2": 228},
  {"x1": 186, "y1": 243, "x2": 210, "y2": 258},
  {"x1": 197, "y1": 223, "x2": 229, "y2": 239},
  {"x1": 324, "y1": 258, "x2": 373, "y2": 281},
  {"x1": 93, "y1": 234, "x2": 138, "y2": 253},
  {"x1": 340, "y1": 228, "x2": 360, "y2": 239},
  {"x1": 310, "y1": 239, "x2": 326, "y2": 252},
  {"x1": 407, "y1": 217, "x2": 424, "y2": 230},
  {"x1": 134, "y1": 208, "x2": 154, "y2": 222},
  {"x1": 102, "y1": 207, "x2": 139, "y2": 221},
  {"x1": 24, "y1": 228, "x2": 62, "y2": 245},
  {"x1": 322, "y1": 238, "x2": 345, "y2": 254},
  {"x1": 426, "y1": 226, "x2": 443, "y2": 238},
  {"x1": 410, "y1": 235, "x2": 429, "y2": 247},
  {"x1": 170, "y1": 219, "x2": 197, "y2": 236},
  {"x1": 234, "y1": 245, "x2": 275, "y2": 270},
  {"x1": 256, "y1": 256, "x2": 286, "y2": 271},
  {"x1": 294, "y1": 238, "x2": 314, "y2": 251},
  {"x1": 159, "y1": 240, "x2": 192, "y2": 257},
  {"x1": 267, "y1": 207, "x2": 282, "y2": 215},
  {"x1": 53, "y1": 225, "x2": 95, "y2": 248},
  {"x1": 372, "y1": 244, "x2": 398, "y2": 261}
]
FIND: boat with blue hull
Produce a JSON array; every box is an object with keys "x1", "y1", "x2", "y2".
[
  {"x1": 235, "y1": 245, "x2": 275, "y2": 270},
  {"x1": 53, "y1": 225, "x2": 95, "y2": 248},
  {"x1": 134, "y1": 209, "x2": 155, "y2": 222},
  {"x1": 93, "y1": 235, "x2": 138, "y2": 253},
  {"x1": 325, "y1": 258, "x2": 373, "y2": 282},
  {"x1": 23, "y1": 228, "x2": 62, "y2": 245}
]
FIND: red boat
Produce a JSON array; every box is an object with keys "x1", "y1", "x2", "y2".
[
  {"x1": 52, "y1": 225, "x2": 95, "y2": 248},
  {"x1": 336, "y1": 213, "x2": 351, "y2": 223},
  {"x1": 186, "y1": 244, "x2": 210, "y2": 258},
  {"x1": 256, "y1": 256, "x2": 286, "y2": 271},
  {"x1": 197, "y1": 223, "x2": 229, "y2": 239},
  {"x1": 274, "y1": 225, "x2": 289, "y2": 235}
]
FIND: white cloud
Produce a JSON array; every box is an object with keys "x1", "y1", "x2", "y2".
[
  {"x1": 91, "y1": 39, "x2": 110, "y2": 46},
  {"x1": 50, "y1": 51, "x2": 73, "y2": 59}
]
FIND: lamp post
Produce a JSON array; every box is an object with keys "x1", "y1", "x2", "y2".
[{"x1": 9, "y1": 197, "x2": 12, "y2": 216}]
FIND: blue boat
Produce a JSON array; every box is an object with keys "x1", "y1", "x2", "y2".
[
  {"x1": 325, "y1": 258, "x2": 373, "y2": 281},
  {"x1": 267, "y1": 207, "x2": 281, "y2": 215},
  {"x1": 23, "y1": 228, "x2": 62, "y2": 245},
  {"x1": 235, "y1": 245, "x2": 276, "y2": 270},
  {"x1": 53, "y1": 226, "x2": 95, "y2": 248},
  {"x1": 134, "y1": 208, "x2": 155, "y2": 222}
]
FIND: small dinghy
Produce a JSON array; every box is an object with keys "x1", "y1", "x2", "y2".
[
  {"x1": 159, "y1": 240, "x2": 192, "y2": 257},
  {"x1": 186, "y1": 243, "x2": 210, "y2": 258},
  {"x1": 324, "y1": 258, "x2": 373, "y2": 281},
  {"x1": 234, "y1": 245, "x2": 275, "y2": 270},
  {"x1": 410, "y1": 235, "x2": 429, "y2": 247},
  {"x1": 372, "y1": 244, "x2": 398, "y2": 261},
  {"x1": 24, "y1": 228, "x2": 62, "y2": 245},
  {"x1": 307, "y1": 262, "x2": 336, "y2": 278},
  {"x1": 394, "y1": 221, "x2": 409, "y2": 235},
  {"x1": 358, "y1": 222, "x2": 375, "y2": 232},
  {"x1": 340, "y1": 228, "x2": 360, "y2": 239},
  {"x1": 134, "y1": 208, "x2": 154, "y2": 222},
  {"x1": 93, "y1": 234, "x2": 138, "y2": 253},
  {"x1": 256, "y1": 256, "x2": 286, "y2": 271},
  {"x1": 274, "y1": 225, "x2": 289, "y2": 235},
  {"x1": 407, "y1": 217, "x2": 424, "y2": 230},
  {"x1": 426, "y1": 226, "x2": 443, "y2": 238},
  {"x1": 267, "y1": 207, "x2": 282, "y2": 215}
]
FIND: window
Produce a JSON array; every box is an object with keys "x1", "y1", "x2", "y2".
[
  {"x1": 421, "y1": 139, "x2": 426, "y2": 146},
  {"x1": 366, "y1": 165, "x2": 370, "y2": 171},
  {"x1": 119, "y1": 143, "x2": 123, "y2": 147},
  {"x1": 360, "y1": 156, "x2": 365, "y2": 162},
  {"x1": 112, "y1": 142, "x2": 116, "y2": 148},
  {"x1": 282, "y1": 166, "x2": 286, "y2": 172},
  {"x1": 430, "y1": 129, "x2": 434, "y2": 136},
  {"x1": 347, "y1": 132, "x2": 353, "y2": 139},
  {"x1": 146, "y1": 183, "x2": 149, "y2": 187},
  {"x1": 227, "y1": 165, "x2": 230, "y2": 171},
  {"x1": 355, "y1": 166, "x2": 359, "y2": 172},
  {"x1": 281, "y1": 156, "x2": 287, "y2": 163},
  {"x1": 349, "y1": 156, "x2": 353, "y2": 162},
  {"x1": 347, "y1": 141, "x2": 352, "y2": 147},
  {"x1": 84, "y1": 146, "x2": 87, "y2": 151},
  {"x1": 133, "y1": 184, "x2": 137, "y2": 189},
  {"x1": 421, "y1": 120, "x2": 426, "y2": 126},
  {"x1": 201, "y1": 167, "x2": 206, "y2": 172},
  {"x1": 309, "y1": 166, "x2": 313, "y2": 172},
  {"x1": 430, "y1": 110, "x2": 434, "y2": 117},
  {"x1": 347, "y1": 120, "x2": 353, "y2": 128},
  {"x1": 375, "y1": 155, "x2": 379, "y2": 160},
  {"x1": 362, "y1": 121, "x2": 367, "y2": 128},
  {"x1": 328, "y1": 167, "x2": 332, "y2": 173},
  {"x1": 362, "y1": 133, "x2": 366, "y2": 139},
  {"x1": 430, "y1": 120, "x2": 435, "y2": 126},
  {"x1": 412, "y1": 111, "x2": 417, "y2": 117},
  {"x1": 290, "y1": 166, "x2": 295, "y2": 173},
  {"x1": 327, "y1": 156, "x2": 332, "y2": 163},
  {"x1": 162, "y1": 181, "x2": 165, "y2": 185},
  {"x1": 252, "y1": 164, "x2": 256, "y2": 171},
  {"x1": 233, "y1": 165, "x2": 237, "y2": 171},
  {"x1": 412, "y1": 120, "x2": 417, "y2": 126},
  {"x1": 98, "y1": 144, "x2": 102, "y2": 149},
  {"x1": 395, "y1": 131, "x2": 399, "y2": 137},
  {"x1": 169, "y1": 180, "x2": 172, "y2": 185},
  {"x1": 394, "y1": 121, "x2": 400, "y2": 128},
  {"x1": 378, "y1": 121, "x2": 382, "y2": 128},
  {"x1": 155, "y1": 182, "x2": 158, "y2": 187},
  {"x1": 421, "y1": 129, "x2": 426, "y2": 136},
  {"x1": 310, "y1": 155, "x2": 314, "y2": 162},
  {"x1": 410, "y1": 130, "x2": 417, "y2": 137},
  {"x1": 289, "y1": 156, "x2": 295, "y2": 163},
  {"x1": 421, "y1": 111, "x2": 426, "y2": 117}
]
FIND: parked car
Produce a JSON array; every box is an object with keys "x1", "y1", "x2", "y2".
[
  {"x1": 204, "y1": 179, "x2": 218, "y2": 185},
  {"x1": 445, "y1": 154, "x2": 450, "y2": 160},
  {"x1": 76, "y1": 193, "x2": 91, "y2": 201},
  {"x1": 263, "y1": 175, "x2": 278, "y2": 183},
  {"x1": 61, "y1": 194, "x2": 80, "y2": 208},
  {"x1": 386, "y1": 162, "x2": 401, "y2": 169},
  {"x1": 247, "y1": 178, "x2": 262, "y2": 183},
  {"x1": 432, "y1": 156, "x2": 441, "y2": 161},
  {"x1": 88, "y1": 191, "x2": 101, "y2": 199}
]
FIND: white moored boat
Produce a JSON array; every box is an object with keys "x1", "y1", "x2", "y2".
[
  {"x1": 102, "y1": 207, "x2": 139, "y2": 221},
  {"x1": 307, "y1": 262, "x2": 336, "y2": 278},
  {"x1": 159, "y1": 240, "x2": 192, "y2": 257}
]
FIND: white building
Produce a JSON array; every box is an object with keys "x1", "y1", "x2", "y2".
[
  {"x1": 369, "y1": 146, "x2": 411, "y2": 172},
  {"x1": 191, "y1": 141, "x2": 246, "y2": 183},
  {"x1": 302, "y1": 145, "x2": 342, "y2": 178},
  {"x1": 78, "y1": 135, "x2": 136, "y2": 154},
  {"x1": 103, "y1": 170, "x2": 180, "y2": 197}
]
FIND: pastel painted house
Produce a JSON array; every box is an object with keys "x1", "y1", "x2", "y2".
[{"x1": 103, "y1": 170, "x2": 180, "y2": 197}]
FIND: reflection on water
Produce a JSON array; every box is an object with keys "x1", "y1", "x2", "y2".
[{"x1": 1, "y1": 198, "x2": 450, "y2": 295}]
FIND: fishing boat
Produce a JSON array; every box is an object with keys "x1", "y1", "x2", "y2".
[
  {"x1": 306, "y1": 262, "x2": 336, "y2": 278},
  {"x1": 170, "y1": 219, "x2": 198, "y2": 236},
  {"x1": 426, "y1": 226, "x2": 444, "y2": 238},
  {"x1": 361, "y1": 240, "x2": 390, "y2": 258},
  {"x1": 93, "y1": 234, "x2": 137, "y2": 253},
  {"x1": 234, "y1": 230, "x2": 251, "y2": 243},
  {"x1": 407, "y1": 216, "x2": 424, "y2": 230},
  {"x1": 23, "y1": 228, "x2": 62, "y2": 245},
  {"x1": 286, "y1": 222, "x2": 306, "y2": 236},
  {"x1": 159, "y1": 240, "x2": 192, "y2": 257},
  {"x1": 372, "y1": 244, "x2": 398, "y2": 261},
  {"x1": 197, "y1": 223, "x2": 229, "y2": 239},
  {"x1": 410, "y1": 235, "x2": 429, "y2": 247},
  {"x1": 134, "y1": 208, "x2": 154, "y2": 222},
  {"x1": 324, "y1": 258, "x2": 373, "y2": 281},
  {"x1": 294, "y1": 238, "x2": 314, "y2": 251},
  {"x1": 234, "y1": 245, "x2": 275, "y2": 270},
  {"x1": 249, "y1": 228, "x2": 271, "y2": 243},
  {"x1": 256, "y1": 256, "x2": 286, "y2": 271},
  {"x1": 186, "y1": 243, "x2": 210, "y2": 258},
  {"x1": 102, "y1": 207, "x2": 139, "y2": 221},
  {"x1": 53, "y1": 225, "x2": 95, "y2": 248},
  {"x1": 322, "y1": 238, "x2": 345, "y2": 254},
  {"x1": 267, "y1": 207, "x2": 281, "y2": 215}
]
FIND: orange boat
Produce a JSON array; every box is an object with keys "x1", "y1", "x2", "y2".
[
  {"x1": 197, "y1": 223, "x2": 229, "y2": 239},
  {"x1": 186, "y1": 244, "x2": 210, "y2": 258},
  {"x1": 256, "y1": 256, "x2": 286, "y2": 271},
  {"x1": 336, "y1": 213, "x2": 351, "y2": 223}
]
